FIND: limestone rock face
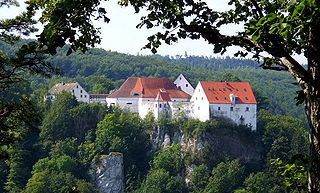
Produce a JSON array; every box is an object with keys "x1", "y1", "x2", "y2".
[{"x1": 90, "y1": 153, "x2": 124, "y2": 193}]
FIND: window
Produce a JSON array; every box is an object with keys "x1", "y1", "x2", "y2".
[
  {"x1": 186, "y1": 84, "x2": 188, "y2": 87},
  {"x1": 84, "y1": 95, "x2": 87, "y2": 98},
  {"x1": 244, "y1": 88, "x2": 247, "y2": 92},
  {"x1": 76, "y1": 85, "x2": 78, "y2": 88},
  {"x1": 180, "y1": 77, "x2": 182, "y2": 80},
  {"x1": 72, "y1": 90, "x2": 74, "y2": 93},
  {"x1": 155, "y1": 104, "x2": 157, "y2": 107},
  {"x1": 159, "y1": 104, "x2": 162, "y2": 108},
  {"x1": 199, "y1": 89, "x2": 200, "y2": 92},
  {"x1": 80, "y1": 90, "x2": 83, "y2": 93},
  {"x1": 178, "y1": 108, "x2": 181, "y2": 110},
  {"x1": 198, "y1": 106, "x2": 200, "y2": 110},
  {"x1": 230, "y1": 107, "x2": 234, "y2": 111},
  {"x1": 127, "y1": 103, "x2": 132, "y2": 105},
  {"x1": 178, "y1": 86, "x2": 181, "y2": 89},
  {"x1": 196, "y1": 97, "x2": 197, "y2": 100},
  {"x1": 201, "y1": 97, "x2": 203, "y2": 100},
  {"x1": 218, "y1": 107, "x2": 221, "y2": 110},
  {"x1": 164, "y1": 104, "x2": 166, "y2": 107},
  {"x1": 80, "y1": 95, "x2": 83, "y2": 98},
  {"x1": 246, "y1": 107, "x2": 249, "y2": 111}
]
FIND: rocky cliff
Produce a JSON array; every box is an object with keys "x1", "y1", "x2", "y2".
[
  {"x1": 150, "y1": 124, "x2": 261, "y2": 165},
  {"x1": 90, "y1": 152, "x2": 124, "y2": 193}
]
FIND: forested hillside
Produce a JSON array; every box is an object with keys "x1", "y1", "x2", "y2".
[{"x1": 0, "y1": 40, "x2": 309, "y2": 193}]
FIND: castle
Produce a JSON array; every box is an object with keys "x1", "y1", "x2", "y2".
[{"x1": 48, "y1": 74, "x2": 257, "y2": 130}]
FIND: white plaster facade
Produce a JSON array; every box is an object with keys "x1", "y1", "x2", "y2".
[
  {"x1": 174, "y1": 74, "x2": 195, "y2": 96},
  {"x1": 190, "y1": 84, "x2": 210, "y2": 121},
  {"x1": 191, "y1": 81, "x2": 257, "y2": 130},
  {"x1": 89, "y1": 94, "x2": 109, "y2": 104},
  {"x1": 48, "y1": 82, "x2": 90, "y2": 103},
  {"x1": 48, "y1": 76, "x2": 257, "y2": 131}
]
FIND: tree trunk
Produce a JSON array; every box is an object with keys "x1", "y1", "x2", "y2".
[
  {"x1": 307, "y1": 95, "x2": 320, "y2": 193},
  {"x1": 307, "y1": 20, "x2": 320, "y2": 193}
]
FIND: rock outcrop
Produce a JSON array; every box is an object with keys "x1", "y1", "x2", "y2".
[
  {"x1": 90, "y1": 152, "x2": 124, "y2": 193},
  {"x1": 150, "y1": 125, "x2": 260, "y2": 165}
]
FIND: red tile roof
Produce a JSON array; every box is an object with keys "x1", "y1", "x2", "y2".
[
  {"x1": 155, "y1": 90, "x2": 171, "y2": 102},
  {"x1": 108, "y1": 77, "x2": 191, "y2": 99},
  {"x1": 200, "y1": 81, "x2": 257, "y2": 104}
]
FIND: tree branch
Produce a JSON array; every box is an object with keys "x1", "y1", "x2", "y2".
[{"x1": 249, "y1": 0, "x2": 264, "y2": 18}]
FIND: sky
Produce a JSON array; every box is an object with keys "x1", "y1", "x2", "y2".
[{"x1": 0, "y1": 0, "x2": 307, "y2": 63}]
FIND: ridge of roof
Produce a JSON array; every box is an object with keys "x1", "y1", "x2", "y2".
[
  {"x1": 177, "y1": 74, "x2": 194, "y2": 87},
  {"x1": 48, "y1": 82, "x2": 78, "y2": 95},
  {"x1": 108, "y1": 77, "x2": 191, "y2": 99}
]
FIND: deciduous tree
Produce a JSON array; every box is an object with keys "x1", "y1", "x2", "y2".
[{"x1": 118, "y1": 0, "x2": 320, "y2": 191}]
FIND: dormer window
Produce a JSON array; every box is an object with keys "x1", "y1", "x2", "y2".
[
  {"x1": 131, "y1": 92, "x2": 140, "y2": 96},
  {"x1": 76, "y1": 85, "x2": 78, "y2": 88}
]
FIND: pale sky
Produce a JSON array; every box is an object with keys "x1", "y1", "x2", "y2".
[{"x1": 0, "y1": 0, "x2": 307, "y2": 63}]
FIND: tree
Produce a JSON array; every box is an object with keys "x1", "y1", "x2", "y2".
[
  {"x1": 204, "y1": 159, "x2": 244, "y2": 193},
  {"x1": 40, "y1": 92, "x2": 78, "y2": 148},
  {"x1": 235, "y1": 172, "x2": 285, "y2": 193},
  {"x1": 151, "y1": 144, "x2": 184, "y2": 176},
  {"x1": 1, "y1": 0, "x2": 107, "y2": 156},
  {"x1": 189, "y1": 164, "x2": 210, "y2": 193},
  {"x1": 95, "y1": 109, "x2": 149, "y2": 191},
  {"x1": 134, "y1": 169, "x2": 183, "y2": 193},
  {"x1": 118, "y1": 0, "x2": 320, "y2": 191}
]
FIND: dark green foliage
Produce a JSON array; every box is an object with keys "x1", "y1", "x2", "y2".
[
  {"x1": 0, "y1": 160, "x2": 8, "y2": 192},
  {"x1": 95, "y1": 109, "x2": 150, "y2": 191},
  {"x1": 40, "y1": 92, "x2": 78, "y2": 147},
  {"x1": 189, "y1": 164, "x2": 210, "y2": 193},
  {"x1": 235, "y1": 172, "x2": 285, "y2": 193},
  {"x1": 4, "y1": 134, "x2": 39, "y2": 193},
  {"x1": 40, "y1": 92, "x2": 107, "y2": 148},
  {"x1": 258, "y1": 110, "x2": 308, "y2": 162},
  {"x1": 204, "y1": 159, "x2": 244, "y2": 193},
  {"x1": 271, "y1": 157, "x2": 307, "y2": 192},
  {"x1": 151, "y1": 144, "x2": 183, "y2": 175},
  {"x1": 134, "y1": 169, "x2": 184, "y2": 193},
  {"x1": 24, "y1": 170, "x2": 98, "y2": 193}
]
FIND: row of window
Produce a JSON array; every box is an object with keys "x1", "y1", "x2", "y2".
[
  {"x1": 72, "y1": 89, "x2": 84, "y2": 93},
  {"x1": 218, "y1": 107, "x2": 250, "y2": 111},
  {"x1": 196, "y1": 106, "x2": 250, "y2": 111},
  {"x1": 155, "y1": 103, "x2": 167, "y2": 108}
]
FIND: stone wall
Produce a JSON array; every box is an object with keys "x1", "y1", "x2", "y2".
[{"x1": 90, "y1": 152, "x2": 124, "y2": 193}]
